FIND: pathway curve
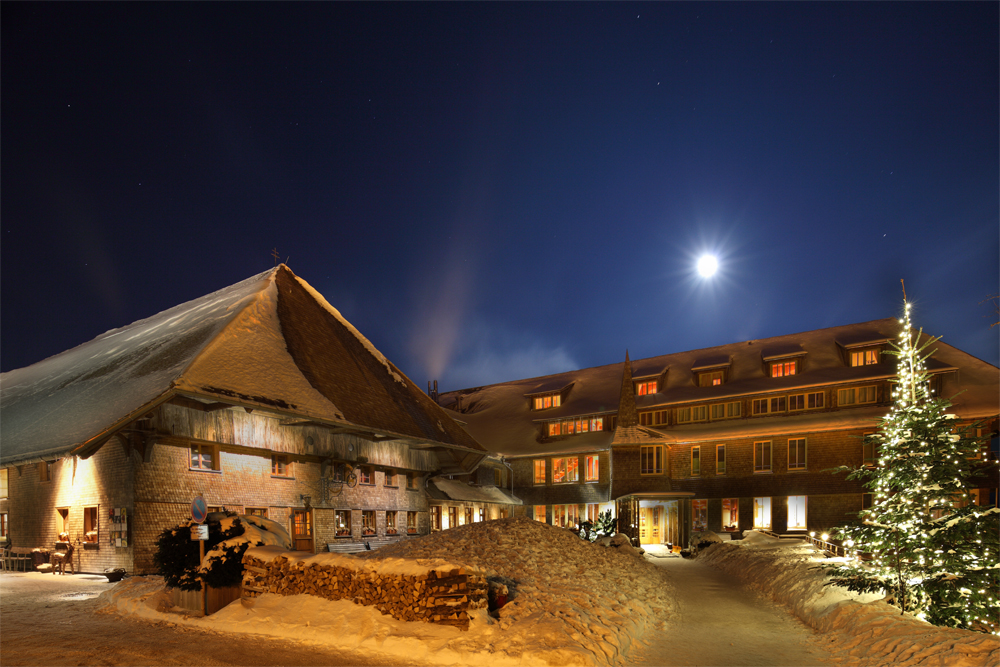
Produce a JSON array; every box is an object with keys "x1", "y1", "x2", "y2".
[{"x1": 626, "y1": 548, "x2": 831, "y2": 667}]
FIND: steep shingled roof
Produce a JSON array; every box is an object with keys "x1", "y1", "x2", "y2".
[{"x1": 0, "y1": 265, "x2": 484, "y2": 465}]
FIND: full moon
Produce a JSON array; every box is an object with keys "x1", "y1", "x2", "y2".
[{"x1": 697, "y1": 254, "x2": 719, "y2": 277}]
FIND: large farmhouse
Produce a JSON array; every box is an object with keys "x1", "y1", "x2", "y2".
[
  {"x1": 0, "y1": 266, "x2": 516, "y2": 574},
  {"x1": 435, "y1": 319, "x2": 999, "y2": 548}
]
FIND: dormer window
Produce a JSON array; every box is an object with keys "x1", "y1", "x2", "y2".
[
  {"x1": 533, "y1": 394, "x2": 562, "y2": 410},
  {"x1": 636, "y1": 380, "x2": 657, "y2": 395},
  {"x1": 699, "y1": 371, "x2": 724, "y2": 387},
  {"x1": 770, "y1": 360, "x2": 798, "y2": 377},
  {"x1": 850, "y1": 348, "x2": 880, "y2": 366}
]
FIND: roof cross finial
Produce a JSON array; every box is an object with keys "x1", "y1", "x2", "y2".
[{"x1": 272, "y1": 247, "x2": 281, "y2": 267}]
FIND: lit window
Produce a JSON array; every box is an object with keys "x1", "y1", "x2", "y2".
[
  {"x1": 335, "y1": 510, "x2": 351, "y2": 536},
  {"x1": 585, "y1": 503, "x2": 601, "y2": 523},
  {"x1": 716, "y1": 444, "x2": 726, "y2": 475},
  {"x1": 448, "y1": 507, "x2": 458, "y2": 529},
  {"x1": 788, "y1": 438, "x2": 807, "y2": 470},
  {"x1": 534, "y1": 505, "x2": 547, "y2": 522},
  {"x1": 533, "y1": 394, "x2": 562, "y2": 410},
  {"x1": 271, "y1": 454, "x2": 290, "y2": 477},
  {"x1": 590, "y1": 417, "x2": 604, "y2": 431},
  {"x1": 1, "y1": 469, "x2": 8, "y2": 498},
  {"x1": 850, "y1": 349, "x2": 879, "y2": 366},
  {"x1": 753, "y1": 497, "x2": 772, "y2": 529},
  {"x1": 430, "y1": 506, "x2": 442, "y2": 531},
  {"x1": 787, "y1": 496, "x2": 807, "y2": 530},
  {"x1": 548, "y1": 423, "x2": 560, "y2": 436},
  {"x1": 636, "y1": 381, "x2": 657, "y2": 396},
  {"x1": 552, "y1": 457, "x2": 579, "y2": 483},
  {"x1": 386, "y1": 511, "x2": 397, "y2": 534},
  {"x1": 770, "y1": 361, "x2": 797, "y2": 377},
  {"x1": 246, "y1": 508, "x2": 268, "y2": 518},
  {"x1": 464, "y1": 507, "x2": 473, "y2": 525},
  {"x1": 361, "y1": 510, "x2": 376, "y2": 536},
  {"x1": 552, "y1": 504, "x2": 580, "y2": 528},
  {"x1": 838, "y1": 386, "x2": 876, "y2": 406},
  {"x1": 479, "y1": 508, "x2": 485, "y2": 522},
  {"x1": 84, "y1": 506, "x2": 99, "y2": 543},
  {"x1": 190, "y1": 444, "x2": 219, "y2": 471},
  {"x1": 699, "y1": 371, "x2": 724, "y2": 387},
  {"x1": 561, "y1": 420, "x2": 576, "y2": 435},
  {"x1": 576, "y1": 418, "x2": 590, "y2": 433},
  {"x1": 754, "y1": 441, "x2": 772, "y2": 472},
  {"x1": 722, "y1": 498, "x2": 738, "y2": 531},
  {"x1": 640, "y1": 445, "x2": 664, "y2": 475},
  {"x1": 691, "y1": 446, "x2": 701, "y2": 476},
  {"x1": 0, "y1": 512, "x2": 7, "y2": 541},
  {"x1": 533, "y1": 459, "x2": 546, "y2": 484},
  {"x1": 585, "y1": 455, "x2": 599, "y2": 482},
  {"x1": 57, "y1": 508, "x2": 70, "y2": 536},
  {"x1": 407, "y1": 511, "x2": 418, "y2": 533},
  {"x1": 692, "y1": 500, "x2": 708, "y2": 532}
]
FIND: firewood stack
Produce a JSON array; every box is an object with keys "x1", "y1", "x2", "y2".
[{"x1": 241, "y1": 552, "x2": 487, "y2": 630}]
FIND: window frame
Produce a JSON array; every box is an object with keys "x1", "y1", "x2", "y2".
[
  {"x1": 38, "y1": 461, "x2": 52, "y2": 482},
  {"x1": 698, "y1": 370, "x2": 724, "y2": 387},
  {"x1": 711, "y1": 401, "x2": 742, "y2": 420},
  {"x1": 722, "y1": 498, "x2": 738, "y2": 531},
  {"x1": 692, "y1": 499, "x2": 708, "y2": 532},
  {"x1": 246, "y1": 507, "x2": 268, "y2": 518},
  {"x1": 385, "y1": 511, "x2": 398, "y2": 535},
  {"x1": 1, "y1": 468, "x2": 8, "y2": 498},
  {"x1": 770, "y1": 360, "x2": 798, "y2": 377},
  {"x1": 862, "y1": 432, "x2": 878, "y2": 466},
  {"x1": 406, "y1": 511, "x2": 418, "y2": 534},
  {"x1": 83, "y1": 505, "x2": 100, "y2": 544},
  {"x1": 754, "y1": 441, "x2": 772, "y2": 473},
  {"x1": 270, "y1": 454, "x2": 292, "y2": 478},
  {"x1": 640, "y1": 445, "x2": 664, "y2": 475},
  {"x1": 753, "y1": 497, "x2": 772, "y2": 529},
  {"x1": 691, "y1": 446, "x2": 701, "y2": 477},
  {"x1": 384, "y1": 470, "x2": 397, "y2": 487},
  {"x1": 838, "y1": 385, "x2": 877, "y2": 406},
  {"x1": 787, "y1": 495, "x2": 807, "y2": 530},
  {"x1": 190, "y1": 444, "x2": 220, "y2": 472},
  {"x1": 635, "y1": 380, "x2": 657, "y2": 396},
  {"x1": 430, "y1": 506, "x2": 442, "y2": 531},
  {"x1": 850, "y1": 348, "x2": 880, "y2": 367},
  {"x1": 533, "y1": 394, "x2": 562, "y2": 410},
  {"x1": 788, "y1": 438, "x2": 807, "y2": 471},
  {"x1": 533, "y1": 459, "x2": 546, "y2": 484},
  {"x1": 361, "y1": 510, "x2": 376, "y2": 536},
  {"x1": 585, "y1": 455, "x2": 599, "y2": 482},
  {"x1": 358, "y1": 466, "x2": 374, "y2": 485},
  {"x1": 494, "y1": 468, "x2": 502, "y2": 486},
  {"x1": 335, "y1": 509, "x2": 352, "y2": 537},
  {"x1": 716, "y1": 444, "x2": 726, "y2": 475},
  {"x1": 448, "y1": 506, "x2": 458, "y2": 529},
  {"x1": 552, "y1": 457, "x2": 579, "y2": 484}
]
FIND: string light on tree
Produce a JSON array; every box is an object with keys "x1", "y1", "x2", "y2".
[{"x1": 824, "y1": 283, "x2": 1000, "y2": 634}]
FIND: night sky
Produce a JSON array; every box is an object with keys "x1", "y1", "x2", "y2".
[{"x1": 2, "y1": 3, "x2": 997, "y2": 392}]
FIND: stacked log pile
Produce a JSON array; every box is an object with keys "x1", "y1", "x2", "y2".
[{"x1": 241, "y1": 552, "x2": 486, "y2": 630}]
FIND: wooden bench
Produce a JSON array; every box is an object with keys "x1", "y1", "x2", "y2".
[{"x1": 3, "y1": 547, "x2": 35, "y2": 572}]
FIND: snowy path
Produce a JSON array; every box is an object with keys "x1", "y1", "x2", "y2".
[{"x1": 626, "y1": 550, "x2": 831, "y2": 667}]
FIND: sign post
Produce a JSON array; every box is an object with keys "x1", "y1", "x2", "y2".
[{"x1": 191, "y1": 496, "x2": 208, "y2": 616}]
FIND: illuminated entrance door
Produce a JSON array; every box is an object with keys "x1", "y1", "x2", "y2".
[
  {"x1": 639, "y1": 506, "x2": 664, "y2": 545},
  {"x1": 292, "y1": 509, "x2": 314, "y2": 552},
  {"x1": 665, "y1": 501, "x2": 679, "y2": 547}
]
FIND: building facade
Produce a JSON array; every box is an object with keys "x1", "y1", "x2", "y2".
[
  {"x1": 437, "y1": 319, "x2": 1000, "y2": 548},
  {"x1": 0, "y1": 266, "x2": 499, "y2": 574}
]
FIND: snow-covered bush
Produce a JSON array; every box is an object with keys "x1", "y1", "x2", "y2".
[
  {"x1": 578, "y1": 509, "x2": 618, "y2": 542},
  {"x1": 154, "y1": 513, "x2": 292, "y2": 591}
]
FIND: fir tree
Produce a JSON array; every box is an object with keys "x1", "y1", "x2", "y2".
[{"x1": 825, "y1": 298, "x2": 1000, "y2": 634}]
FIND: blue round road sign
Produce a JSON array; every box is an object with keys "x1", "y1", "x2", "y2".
[{"x1": 191, "y1": 496, "x2": 208, "y2": 524}]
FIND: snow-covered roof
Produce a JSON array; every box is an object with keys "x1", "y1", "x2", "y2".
[
  {"x1": 426, "y1": 477, "x2": 522, "y2": 505},
  {"x1": 0, "y1": 265, "x2": 484, "y2": 466},
  {"x1": 438, "y1": 318, "x2": 999, "y2": 458}
]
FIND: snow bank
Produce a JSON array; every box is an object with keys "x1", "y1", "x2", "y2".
[
  {"x1": 698, "y1": 532, "x2": 1000, "y2": 666},
  {"x1": 100, "y1": 517, "x2": 675, "y2": 666}
]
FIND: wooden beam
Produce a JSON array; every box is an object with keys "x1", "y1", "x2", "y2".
[{"x1": 168, "y1": 395, "x2": 233, "y2": 413}]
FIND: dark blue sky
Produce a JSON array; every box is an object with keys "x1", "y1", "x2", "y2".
[{"x1": 2, "y1": 2, "x2": 997, "y2": 390}]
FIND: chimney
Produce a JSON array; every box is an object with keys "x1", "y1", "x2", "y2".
[{"x1": 428, "y1": 380, "x2": 439, "y2": 404}]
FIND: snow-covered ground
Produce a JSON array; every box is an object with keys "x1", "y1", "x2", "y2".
[
  {"x1": 697, "y1": 532, "x2": 1000, "y2": 667},
  {"x1": 97, "y1": 521, "x2": 999, "y2": 667}
]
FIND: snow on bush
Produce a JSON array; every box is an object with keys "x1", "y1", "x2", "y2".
[{"x1": 699, "y1": 532, "x2": 1000, "y2": 667}]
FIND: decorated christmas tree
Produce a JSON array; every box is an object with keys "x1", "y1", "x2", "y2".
[{"x1": 825, "y1": 295, "x2": 999, "y2": 634}]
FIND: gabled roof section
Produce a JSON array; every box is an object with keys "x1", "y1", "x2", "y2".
[{"x1": 0, "y1": 265, "x2": 484, "y2": 466}]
